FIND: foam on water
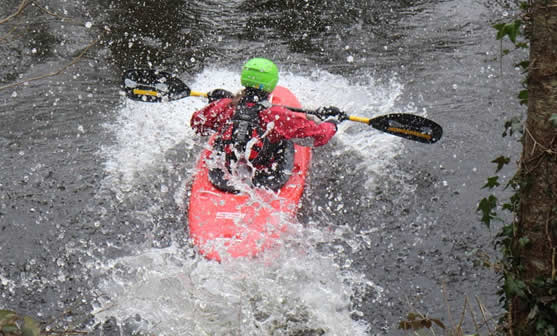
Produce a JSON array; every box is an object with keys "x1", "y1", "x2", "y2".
[{"x1": 95, "y1": 68, "x2": 413, "y2": 335}]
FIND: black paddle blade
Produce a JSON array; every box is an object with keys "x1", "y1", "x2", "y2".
[
  {"x1": 122, "y1": 69, "x2": 190, "y2": 102},
  {"x1": 368, "y1": 113, "x2": 443, "y2": 144}
]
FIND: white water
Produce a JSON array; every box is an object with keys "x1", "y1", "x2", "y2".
[{"x1": 94, "y1": 68, "x2": 416, "y2": 335}]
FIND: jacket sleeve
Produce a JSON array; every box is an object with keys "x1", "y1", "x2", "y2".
[
  {"x1": 264, "y1": 106, "x2": 337, "y2": 147},
  {"x1": 190, "y1": 98, "x2": 233, "y2": 136}
]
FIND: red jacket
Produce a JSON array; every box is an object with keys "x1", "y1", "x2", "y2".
[{"x1": 190, "y1": 98, "x2": 336, "y2": 146}]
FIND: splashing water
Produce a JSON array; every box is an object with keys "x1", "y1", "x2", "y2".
[
  {"x1": 94, "y1": 68, "x2": 412, "y2": 335},
  {"x1": 93, "y1": 240, "x2": 380, "y2": 335},
  {"x1": 102, "y1": 68, "x2": 409, "y2": 194}
]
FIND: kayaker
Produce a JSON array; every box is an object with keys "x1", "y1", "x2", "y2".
[{"x1": 190, "y1": 57, "x2": 341, "y2": 191}]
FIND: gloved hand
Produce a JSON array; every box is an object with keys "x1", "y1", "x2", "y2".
[
  {"x1": 314, "y1": 121, "x2": 337, "y2": 146},
  {"x1": 324, "y1": 118, "x2": 339, "y2": 130},
  {"x1": 316, "y1": 106, "x2": 346, "y2": 121},
  {"x1": 207, "y1": 89, "x2": 233, "y2": 103}
]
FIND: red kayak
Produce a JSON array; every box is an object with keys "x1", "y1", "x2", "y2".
[{"x1": 187, "y1": 86, "x2": 312, "y2": 261}]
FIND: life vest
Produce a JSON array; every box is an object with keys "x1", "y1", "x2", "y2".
[{"x1": 215, "y1": 101, "x2": 279, "y2": 168}]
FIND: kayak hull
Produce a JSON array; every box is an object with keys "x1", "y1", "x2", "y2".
[{"x1": 187, "y1": 86, "x2": 311, "y2": 261}]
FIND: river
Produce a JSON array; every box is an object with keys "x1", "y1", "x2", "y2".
[{"x1": 0, "y1": 0, "x2": 524, "y2": 335}]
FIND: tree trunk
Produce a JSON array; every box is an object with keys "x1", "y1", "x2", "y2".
[{"x1": 512, "y1": 1, "x2": 557, "y2": 334}]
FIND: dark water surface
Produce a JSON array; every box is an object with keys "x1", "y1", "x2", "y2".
[{"x1": 1, "y1": 0, "x2": 524, "y2": 335}]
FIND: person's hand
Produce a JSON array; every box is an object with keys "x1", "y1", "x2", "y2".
[
  {"x1": 316, "y1": 106, "x2": 346, "y2": 121},
  {"x1": 207, "y1": 89, "x2": 233, "y2": 102}
]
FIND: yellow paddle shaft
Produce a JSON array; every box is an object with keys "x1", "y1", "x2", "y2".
[
  {"x1": 191, "y1": 91, "x2": 208, "y2": 97},
  {"x1": 348, "y1": 115, "x2": 370, "y2": 124},
  {"x1": 132, "y1": 89, "x2": 208, "y2": 98}
]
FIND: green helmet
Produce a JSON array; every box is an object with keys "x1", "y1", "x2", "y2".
[{"x1": 240, "y1": 58, "x2": 279, "y2": 93}]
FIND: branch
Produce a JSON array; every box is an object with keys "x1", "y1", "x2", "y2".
[
  {"x1": 32, "y1": 2, "x2": 84, "y2": 24},
  {"x1": 0, "y1": 37, "x2": 101, "y2": 91},
  {"x1": 0, "y1": 0, "x2": 30, "y2": 25},
  {"x1": 0, "y1": 26, "x2": 17, "y2": 42}
]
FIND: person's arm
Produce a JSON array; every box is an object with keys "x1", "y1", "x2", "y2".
[
  {"x1": 190, "y1": 98, "x2": 233, "y2": 135},
  {"x1": 264, "y1": 106, "x2": 337, "y2": 146}
]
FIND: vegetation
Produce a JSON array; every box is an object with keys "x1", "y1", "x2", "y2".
[
  {"x1": 398, "y1": 1, "x2": 557, "y2": 335},
  {"x1": 477, "y1": 1, "x2": 557, "y2": 335},
  {"x1": 0, "y1": 310, "x2": 40, "y2": 336}
]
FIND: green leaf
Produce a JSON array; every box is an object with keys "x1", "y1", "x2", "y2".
[
  {"x1": 494, "y1": 23, "x2": 506, "y2": 40},
  {"x1": 519, "y1": 236, "x2": 531, "y2": 248},
  {"x1": 503, "y1": 116, "x2": 522, "y2": 136},
  {"x1": 493, "y1": 20, "x2": 522, "y2": 44},
  {"x1": 0, "y1": 310, "x2": 18, "y2": 325},
  {"x1": 492, "y1": 156, "x2": 511, "y2": 173},
  {"x1": 536, "y1": 318, "x2": 547, "y2": 331},
  {"x1": 518, "y1": 89, "x2": 528, "y2": 105},
  {"x1": 516, "y1": 60, "x2": 529, "y2": 70},
  {"x1": 430, "y1": 318, "x2": 446, "y2": 329},
  {"x1": 482, "y1": 176, "x2": 500, "y2": 189},
  {"x1": 504, "y1": 275, "x2": 527, "y2": 297},
  {"x1": 477, "y1": 195, "x2": 498, "y2": 227},
  {"x1": 549, "y1": 113, "x2": 557, "y2": 127},
  {"x1": 22, "y1": 316, "x2": 41, "y2": 336},
  {"x1": 507, "y1": 21, "x2": 521, "y2": 43},
  {"x1": 2, "y1": 324, "x2": 20, "y2": 334},
  {"x1": 502, "y1": 202, "x2": 515, "y2": 211}
]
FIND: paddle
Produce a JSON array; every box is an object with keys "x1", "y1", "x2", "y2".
[
  {"x1": 284, "y1": 106, "x2": 442, "y2": 144},
  {"x1": 122, "y1": 69, "x2": 206, "y2": 102},
  {"x1": 122, "y1": 69, "x2": 443, "y2": 144}
]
